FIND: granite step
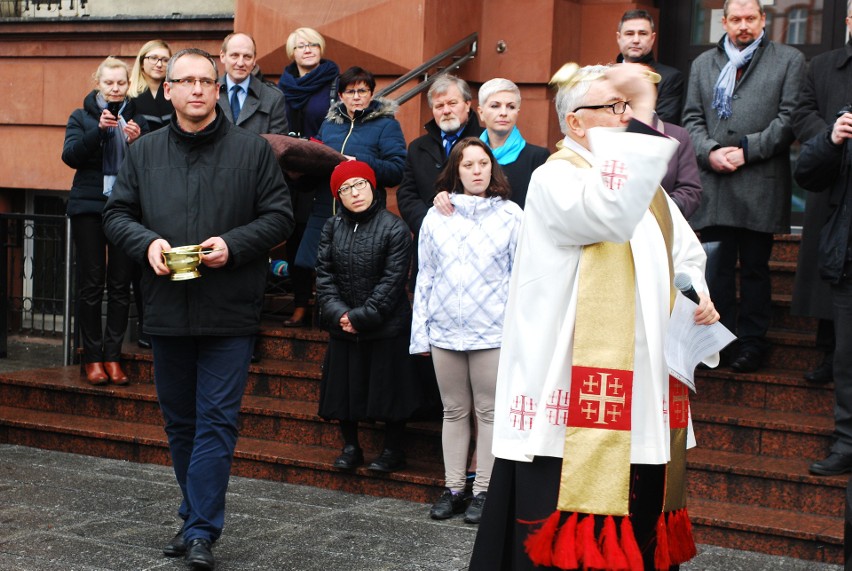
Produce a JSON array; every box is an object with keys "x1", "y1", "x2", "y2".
[
  {"x1": 0, "y1": 405, "x2": 444, "y2": 504},
  {"x1": 690, "y1": 401, "x2": 833, "y2": 460},
  {"x1": 770, "y1": 234, "x2": 801, "y2": 264},
  {"x1": 687, "y1": 447, "x2": 846, "y2": 518},
  {"x1": 0, "y1": 368, "x2": 444, "y2": 461},
  {"x1": 689, "y1": 497, "x2": 843, "y2": 565},
  {"x1": 694, "y1": 366, "x2": 834, "y2": 416}
]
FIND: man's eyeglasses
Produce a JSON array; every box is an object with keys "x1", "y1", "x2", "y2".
[
  {"x1": 338, "y1": 179, "x2": 369, "y2": 196},
  {"x1": 144, "y1": 55, "x2": 170, "y2": 65},
  {"x1": 168, "y1": 77, "x2": 218, "y2": 89},
  {"x1": 573, "y1": 101, "x2": 630, "y2": 115},
  {"x1": 295, "y1": 43, "x2": 321, "y2": 51},
  {"x1": 342, "y1": 88, "x2": 371, "y2": 97}
]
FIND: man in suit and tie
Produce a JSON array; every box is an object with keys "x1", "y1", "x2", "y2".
[{"x1": 218, "y1": 32, "x2": 288, "y2": 135}]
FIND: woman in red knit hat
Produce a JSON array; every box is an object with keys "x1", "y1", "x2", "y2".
[{"x1": 315, "y1": 160, "x2": 423, "y2": 472}]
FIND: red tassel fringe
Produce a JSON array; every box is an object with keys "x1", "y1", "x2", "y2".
[
  {"x1": 620, "y1": 516, "x2": 644, "y2": 571},
  {"x1": 666, "y1": 509, "x2": 697, "y2": 564},
  {"x1": 523, "y1": 511, "x2": 561, "y2": 567},
  {"x1": 654, "y1": 513, "x2": 671, "y2": 571},
  {"x1": 552, "y1": 512, "x2": 578, "y2": 569},
  {"x1": 599, "y1": 515, "x2": 629, "y2": 570},
  {"x1": 578, "y1": 515, "x2": 607, "y2": 569}
]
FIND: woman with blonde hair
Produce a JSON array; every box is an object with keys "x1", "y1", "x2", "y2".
[
  {"x1": 61, "y1": 57, "x2": 148, "y2": 385},
  {"x1": 276, "y1": 27, "x2": 340, "y2": 327},
  {"x1": 129, "y1": 39, "x2": 173, "y2": 131}
]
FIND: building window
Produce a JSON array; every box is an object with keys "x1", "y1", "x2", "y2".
[{"x1": 787, "y1": 7, "x2": 809, "y2": 43}]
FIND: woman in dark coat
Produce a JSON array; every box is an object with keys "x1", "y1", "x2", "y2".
[
  {"x1": 295, "y1": 66, "x2": 406, "y2": 318},
  {"x1": 316, "y1": 161, "x2": 419, "y2": 473},
  {"x1": 61, "y1": 57, "x2": 147, "y2": 385},
  {"x1": 277, "y1": 27, "x2": 340, "y2": 327}
]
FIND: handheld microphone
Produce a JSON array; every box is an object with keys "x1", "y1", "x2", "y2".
[{"x1": 674, "y1": 273, "x2": 701, "y2": 304}]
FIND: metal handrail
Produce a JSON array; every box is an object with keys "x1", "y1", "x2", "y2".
[{"x1": 375, "y1": 32, "x2": 477, "y2": 105}]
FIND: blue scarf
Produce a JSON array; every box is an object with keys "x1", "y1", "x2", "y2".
[
  {"x1": 480, "y1": 126, "x2": 526, "y2": 165},
  {"x1": 277, "y1": 59, "x2": 340, "y2": 111},
  {"x1": 712, "y1": 32, "x2": 764, "y2": 120},
  {"x1": 96, "y1": 91, "x2": 128, "y2": 196}
]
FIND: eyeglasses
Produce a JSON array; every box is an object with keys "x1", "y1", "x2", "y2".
[
  {"x1": 342, "y1": 88, "x2": 371, "y2": 97},
  {"x1": 168, "y1": 77, "x2": 218, "y2": 89},
  {"x1": 294, "y1": 43, "x2": 321, "y2": 51},
  {"x1": 144, "y1": 55, "x2": 170, "y2": 65},
  {"x1": 338, "y1": 179, "x2": 369, "y2": 196},
  {"x1": 573, "y1": 101, "x2": 630, "y2": 115}
]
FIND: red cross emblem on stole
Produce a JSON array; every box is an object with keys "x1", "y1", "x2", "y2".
[
  {"x1": 568, "y1": 366, "x2": 632, "y2": 430},
  {"x1": 509, "y1": 395, "x2": 535, "y2": 431},
  {"x1": 601, "y1": 160, "x2": 628, "y2": 191},
  {"x1": 669, "y1": 376, "x2": 690, "y2": 429},
  {"x1": 545, "y1": 389, "x2": 570, "y2": 426}
]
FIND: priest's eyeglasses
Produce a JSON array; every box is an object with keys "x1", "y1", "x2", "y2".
[
  {"x1": 573, "y1": 100, "x2": 630, "y2": 115},
  {"x1": 338, "y1": 179, "x2": 369, "y2": 196}
]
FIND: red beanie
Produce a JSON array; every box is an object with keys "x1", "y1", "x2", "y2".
[{"x1": 330, "y1": 160, "x2": 377, "y2": 200}]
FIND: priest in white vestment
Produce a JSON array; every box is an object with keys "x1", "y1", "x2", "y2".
[{"x1": 468, "y1": 64, "x2": 719, "y2": 571}]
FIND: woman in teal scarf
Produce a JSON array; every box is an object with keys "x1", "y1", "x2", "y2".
[{"x1": 477, "y1": 78, "x2": 549, "y2": 209}]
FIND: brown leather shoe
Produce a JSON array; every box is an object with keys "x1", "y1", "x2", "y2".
[
  {"x1": 103, "y1": 361, "x2": 129, "y2": 385},
  {"x1": 84, "y1": 362, "x2": 108, "y2": 385}
]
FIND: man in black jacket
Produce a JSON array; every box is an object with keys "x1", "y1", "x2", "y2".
[
  {"x1": 396, "y1": 75, "x2": 483, "y2": 288},
  {"x1": 103, "y1": 48, "x2": 293, "y2": 570},
  {"x1": 615, "y1": 9, "x2": 684, "y2": 125}
]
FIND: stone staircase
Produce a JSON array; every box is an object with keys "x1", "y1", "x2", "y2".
[{"x1": 0, "y1": 233, "x2": 844, "y2": 565}]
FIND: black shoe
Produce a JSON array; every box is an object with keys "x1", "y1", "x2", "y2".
[
  {"x1": 429, "y1": 489, "x2": 469, "y2": 520},
  {"x1": 137, "y1": 337, "x2": 152, "y2": 350},
  {"x1": 250, "y1": 353, "x2": 261, "y2": 364},
  {"x1": 367, "y1": 449, "x2": 407, "y2": 472},
  {"x1": 804, "y1": 353, "x2": 833, "y2": 384},
  {"x1": 162, "y1": 522, "x2": 186, "y2": 557},
  {"x1": 731, "y1": 349, "x2": 764, "y2": 373},
  {"x1": 464, "y1": 492, "x2": 487, "y2": 524},
  {"x1": 185, "y1": 538, "x2": 215, "y2": 570},
  {"x1": 809, "y1": 452, "x2": 852, "y2": 476},
  {"x1": 333, "y1": 445, "x2": 364, "y2": 469}
]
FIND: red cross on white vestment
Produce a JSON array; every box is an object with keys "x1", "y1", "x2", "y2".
[
  {"x1": 601, "y1": 159, "x2": 628, "y2": 191},
  {"x1": 509, "y1": 395, "x2": 535, "y2": 431},
  {"x1": 569, "y1": 366, "x2": 633, "y2": 431},
  {"x1": 545, "y1": 389, "x2": 570, "y2": 426},
  {"x1": 669, "y1": 376, "x2": 690, "y2": 429}
]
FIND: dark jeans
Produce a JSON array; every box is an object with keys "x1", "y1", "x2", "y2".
[
  {"x1": 151, "y1": 334, "x2": 254, "y2": 543},
  {"x1": 700, "y1": 225, "x2": 773, "y2": 352},
  {"x1": 70, "y1": 214, "x2": 133, "y2": 362},
  {"x1": 831, "y1": 280, "x2": 852, "y2": 454}
]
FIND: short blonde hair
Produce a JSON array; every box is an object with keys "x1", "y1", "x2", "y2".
[
  {"x1": 478, "y1": 78, "x2": 521, "y2": 108},
  {"x1": 128, "y1": 39, "x2": 171, "y2": 98},
  {"x1": 285, "y1": 27, "x2": 325, "y2": 60},
  {"x1": 93, "y1": 56, "x2": 130, "y2": 85}
]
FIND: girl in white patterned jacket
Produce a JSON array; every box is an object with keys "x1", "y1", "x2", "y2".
[{"x1": 411, "y1": 137, "x2": 523, "y2": 524}]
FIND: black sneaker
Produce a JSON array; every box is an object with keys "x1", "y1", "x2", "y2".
[
  {"x1": 367, "y1": 449, "x2": 407, "y2": 472},
  {"x1": 429, "y1": 489, "x2": 468, "y2": 520},
  {"x1": 464, "y1": 492, "x2": 486, "y2": 524},
  {"x1": 333, "y1": 445, "x2": 364, "y2": 469}
]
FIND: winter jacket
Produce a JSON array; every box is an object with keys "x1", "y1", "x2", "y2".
[
  {"x1": 410, "y1": 194, "x2": 522, "y2": 353},
  {"x1": 62, "y1": 90, "x2": 149, "y2": 216},
  {"x1": 102, "y1": 112, "x2": 294, "y2": 336},
  {"x1": 794, "y1": 127, "x2": 852, "y2": 285},
  {"x1": 316, "y1": 200, "x2": 412, "y2": 341},
  {"x1": 317, "y1": 97, "x2": 406, "y2": 206}
]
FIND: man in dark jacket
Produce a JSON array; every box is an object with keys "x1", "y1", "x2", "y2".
[
  {"x1": 791, "y1": 19, "x2": 852, "y2": 390},
  {"x1": 396, "y1": 75, "x2": 483, "y2": 288},
  {"x1": 615, "y1": 9, "x2": 684, "y2": 125},
  {"x1": 103, "y1": 48, "x2": 293, "y2": 571}
]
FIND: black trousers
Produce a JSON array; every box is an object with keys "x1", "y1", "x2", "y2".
[
  {"x1": 284, "y1": 221, "x2": 313, "y2": 308},
  {"x1": 831, "y1": 280, "x2": 852, "y2": 455},
  {"x1": 469, "y1": 457, "x2": 679, "y2": 571},
  {"x1": 71, "y1": 213, "x2": 133, "y2": 362},
  {"x1": 700, "y1": 225, "x2": 773, "y2": 351}
]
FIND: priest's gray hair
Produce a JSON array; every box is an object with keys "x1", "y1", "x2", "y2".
[{"x1": 555, "y1": 64, "x2": 609, "y2": 135}]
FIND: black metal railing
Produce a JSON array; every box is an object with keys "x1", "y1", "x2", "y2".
[
  {"x1": 0, "y1": 213, "x2": 73, "y2": 364},
  {"x1": 375, "y1": 32, "x2": 478, "y2": 105}
]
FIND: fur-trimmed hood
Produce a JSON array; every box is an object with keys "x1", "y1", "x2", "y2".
[{"x1": 324, "y1": 97, "x2": 399, "y2": 125}]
